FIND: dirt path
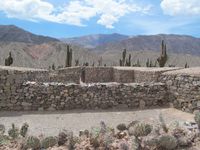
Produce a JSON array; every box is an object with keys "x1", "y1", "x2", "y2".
[{"x1": 0, "y1": 108, "x2": 194, "y2": 136}]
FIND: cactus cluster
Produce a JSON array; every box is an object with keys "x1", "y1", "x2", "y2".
[
  {"x1": 131, "y1": 123, "x2": 152, "y2": 137},
  {"x1": 158, "y1": 135, "x2": 177, "y2": 150},
  {"x1": 146, "y1": 59, "x2": 157, "y2": 67},
  {"x1": 119, "y1": 49, "x2": 132, "y2": 66},
  {"x1": 41, "y1": 136, "x2": 57, "y2": 149},
  {"x1": 25, "y1": 136, "x2": 41, "y2": 150}
]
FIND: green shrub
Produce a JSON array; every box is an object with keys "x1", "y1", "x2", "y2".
[
  {"x1": 41, "y1": 136, "x2": 57, "y2": 149},
  {"x1": 25, "y1": 136, "x2": 41, "y2": 150},
  {"x1": 20, "y1": 123, "x2": 29, "y2": 137},
  {"x1": 8, "y1": 123, "x2": 19, "y2": 139}
]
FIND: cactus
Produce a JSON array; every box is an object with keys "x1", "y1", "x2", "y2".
[
  {"x1": 185, "y1": 62, "x2": 189, "y2": 68},
  {"x1": 117, "y1": 123, "x2": 127, "y2": 131},
  {"x1": 52, "y1": 63, "x2": 55, "y2": 70},
  {"x1": 20, "y1": 123, "x2": 29, "y2": 137},
  {"x1": 75, "y1": 59, "x2": 79, "y2": 66},
  {"x1": 158, "y1": 135, "x2": 177, "y2": 150},
  {"x1": 25, "y1": 136, "x2": 41, "y2": 150},
  {"x1": 41, "y1": 136, "x2": 57, "y2": 149},
  {"x1": 8, "y1": 123, "x2": 19, "y2": 139},
  {"x1": 157, "y1": 40, "x2": 168, "y2": 67},
  {"x1": 131, "y1": 123, "x2": 152, "y2": 137},
  {"x1": 98, "y1": 57, "x2": 103, "y2": 66},
  {"x1": 159, "y1": 113, "x2": 168, "y2": 133},
  {"x1": 58, "y1": 131, "x2": 67, "y2": 146},
  {"x1": 0, "y1": 124, "x2": 5, "y2": 135},
  {"x1": 5, "y1": 52, "x2": 13, "y2": 66},
  {"x1": 194, "y1": 112, "x2": 200, "y2": 129},
  {"x1": 65, "y1": 45, "x2": 73, "y2": 67}
]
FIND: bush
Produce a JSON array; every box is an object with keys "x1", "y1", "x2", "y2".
[
  {"x1": 25, "y1": 136, "x2": 41, "y2": 150},
  {"x1": 8, "y1": 124, "x2": 19, "y2": 139},
  {"x1": 41, "y1": 136, "x2": 57, "y2": 149}
]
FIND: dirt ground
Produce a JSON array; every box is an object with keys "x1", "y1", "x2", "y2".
[{"x1": 0, "y1": 108, "x2": 194, "y2": 136}]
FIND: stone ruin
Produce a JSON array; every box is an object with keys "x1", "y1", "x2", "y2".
[{"x1": 0, "y1": 65, "x2": 200, "y2": 113}]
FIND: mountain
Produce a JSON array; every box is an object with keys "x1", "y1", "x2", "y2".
[
  {"x1": 61, "y1": 33, "x2": 129, "y2": 48},
  {"x1": 94, "y1": 34, "x2": 200, "y2": 55},
  {"x1": 0, "y1": 42, "x2": 100, "y2": 69},
  {"x1": 0, "y1": 25, "x2": 59, "y2": 44}
]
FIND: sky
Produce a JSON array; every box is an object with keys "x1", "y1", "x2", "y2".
[{"x1": 0, "y1": 0, "x2": 199, "y2": 38}]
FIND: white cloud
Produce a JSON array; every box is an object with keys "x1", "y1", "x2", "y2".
[
  {"x1": 0, "y1": 0, "x2": 151, "y2": 28},
  {"x1": 161, "y1": 0, "x2": 200, "y2": 16}
]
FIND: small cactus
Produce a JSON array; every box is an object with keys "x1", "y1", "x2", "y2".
[
  {"x1": 58, "y1": 131, "x2": 67, "y2": 146},
  {"x1": 8, "y1": 123, "x2": 19, "y2": 139},
  {"x1": 159, "y1": 113, "x2": 168, "y2": 133},
  {"x1": 0, "y1": 124, "x2": 5, "y2": 135},
  {"x1": 25, "y1": 136, "x2": 41, "y2": 150},
  {"x1": 41, "y1": 136, "x2": 57, "y2": 149},
  {"x1": 132, "y1": 123, "x2": 152, "y2": 137},
  {"x1": 117, "y1": 123, "x2": 127, "y2": 131},
  {"x1": 158, "y1": 135, "x2": 177, "y2": 150},
  {"x1": 194, "y1": 112, "x2": 200, "y2": 129},
  {"x1": 20, "y1": 123, "x2": 29, "y2": 137}
]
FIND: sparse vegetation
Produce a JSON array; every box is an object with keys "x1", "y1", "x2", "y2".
[{"x1": 1, "y1": 114, "x2": 200, "y2": 149}]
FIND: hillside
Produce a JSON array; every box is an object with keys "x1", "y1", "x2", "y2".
[
  {"x1": 0, "y1": 25, "x2": 59, "y2": 44},
  {"x1": 94, "y1": 34, "x2": 200, "y2": 55},
  {"x1": 0, "y1": 42, "x2": 100, "y2": 69},
  {"x1": 61, "y1": 33, "x2": 129, "y2": 48}
]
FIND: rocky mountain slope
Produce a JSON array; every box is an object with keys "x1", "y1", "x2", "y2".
[
  {"x1": 0, "y1": 25, "x2": 59, "y2": 44},
  {"x1": 61, "y1": 33, "x2": 129, "y2": 48},
  {"x1": 94, "y1": 34, "x2": 200, "y2": 55}
]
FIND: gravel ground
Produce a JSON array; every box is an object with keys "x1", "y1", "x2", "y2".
[{"x1": 0, "y1": 108, "x2": 194, "y2": 136}]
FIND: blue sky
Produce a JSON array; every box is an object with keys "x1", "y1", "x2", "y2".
[{"x1": 0, "y1": 0, "x2": 199, "y2": 38}]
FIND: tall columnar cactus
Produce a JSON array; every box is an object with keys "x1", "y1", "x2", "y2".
[
  {"x1": 65, "y1": 45, "x2": 73, "y2": 67},
  {"x1": 5, "y1": 52, "x2": 13, "y2": 66},
  {"x1": 122, "y1": 49, "x2": 126, "y2": 66},
  {"x1": 98, "y1": 57, "x2": 103, "y2": 66},
  {"x1": 157, "y1": 40, "x2": 168, "y2": 67}
]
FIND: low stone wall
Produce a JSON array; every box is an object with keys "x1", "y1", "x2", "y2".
[
  {"x1": 159, "y1": 68, "x2": 200, "y2": 113},
  {"x1": 0, "y1": 82, "x2": 169, "y2": 111},
  {"x1": 84, "y1": 67, "x2": 114, "y2": 83}
]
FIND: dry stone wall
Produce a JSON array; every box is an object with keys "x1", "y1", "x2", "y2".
[
  {"x1": 159, "y1": 69, "x2": 200, "y2": 113},
  {"x1": 0, "y1": 82, "x2": 169, "y2": 111},
  {"x1": 1, "y1": 65, "x2": 196, "y2": 112}
]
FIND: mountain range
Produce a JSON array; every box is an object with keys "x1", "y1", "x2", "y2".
[{"x1": 0, "y1": 25, "x2": 200, "y2": 68}]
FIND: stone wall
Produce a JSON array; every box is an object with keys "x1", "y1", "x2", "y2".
[
  {"x1": 1, "y1": 65, "x2": 198, "y2": 112},
  {"x1": 0, "y1": 82, "x2": 169, "y2": 111},
  {"x1": 159, "y1": 68, "x2": 200, "y2": 113}
]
